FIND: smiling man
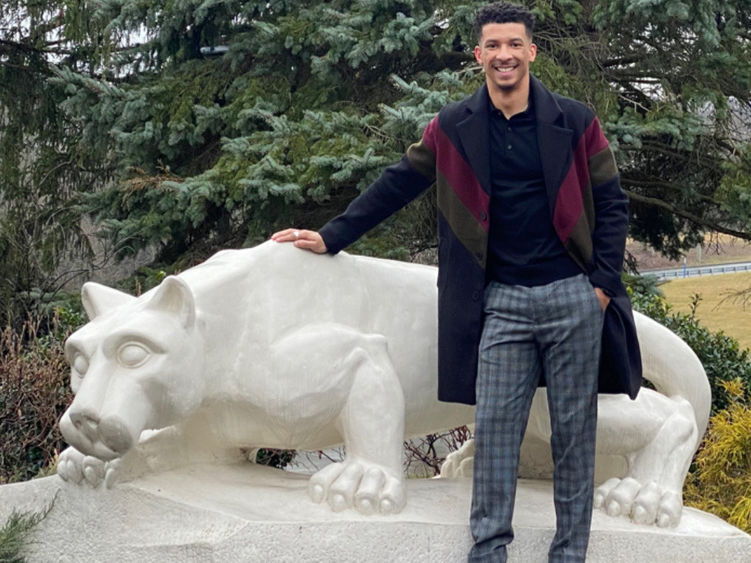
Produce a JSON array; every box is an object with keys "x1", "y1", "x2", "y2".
[
  {"x1": 272, "y1": 2, "x2": 636, "y2": 561},
  {"x1": 474, "y1": 16, "x2": 536, "y2": 115}
]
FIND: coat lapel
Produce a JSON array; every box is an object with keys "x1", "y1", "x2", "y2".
[
  {"x1": 532, "y1": 76, "x2": 574, "y2": 214},
  {"x1": 456, "y1": 86, "x2": 491, "y2": 195},
  {"x1": 455, "y1": 78, "x2": 575, "y2": 206}
]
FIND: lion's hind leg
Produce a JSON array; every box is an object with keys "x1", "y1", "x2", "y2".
[{"x1": 594, "y1": 393, "x2": 697, "y2": 527}]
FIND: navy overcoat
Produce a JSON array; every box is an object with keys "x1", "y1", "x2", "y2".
[{"x1": 320, "y1": 76, "x2": 642, "y2": 405}]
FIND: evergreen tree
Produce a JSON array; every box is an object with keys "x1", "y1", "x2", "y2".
[
  {"x1": 3, "y1": 0, "x2": 751, "y2": 303},
  {"x1": 585, "y1": 0, "x2": 751, "y2": 258},
  {"x1": 51, "y1": 0, "x2": 474, "y2": 268},
  {"x1": 0, "y1": 1, "x2": 110, "y2": 325}
]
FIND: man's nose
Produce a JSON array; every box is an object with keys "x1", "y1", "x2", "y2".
[{"x1": 495, "y1": 44, "x2": 512, "y2": 59}]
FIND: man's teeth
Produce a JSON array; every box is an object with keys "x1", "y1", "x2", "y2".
[{"x1": 494, "y1": 66, "x2": 515, "y2": 72}]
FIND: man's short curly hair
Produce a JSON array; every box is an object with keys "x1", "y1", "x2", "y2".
[{"x1": 473, "y1": 2, "x2": 535, "y2": 43}]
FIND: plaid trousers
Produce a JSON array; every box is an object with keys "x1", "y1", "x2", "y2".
[{"x1": 468, "y1": 274, "x2": 603, "y2": 563}]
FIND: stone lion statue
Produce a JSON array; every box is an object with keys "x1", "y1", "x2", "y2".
[{"x1": 57, "y1": 241, "x2": 710, "y2": 527}]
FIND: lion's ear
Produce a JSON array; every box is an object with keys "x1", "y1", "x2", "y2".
[
  {"x1": 146, "y1": 276, "x2": 196, "y2": 329},
  {"x1": 81, "y1": 283, "x2": 136, "y2": 320}
]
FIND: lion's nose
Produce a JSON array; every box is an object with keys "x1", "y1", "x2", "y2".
[
  {"x1": 98, "y1": 416, "x2": 135, "y2": 455},
  {"x1": 70, "y1": 409, "x2": 101, "y2": 440}
]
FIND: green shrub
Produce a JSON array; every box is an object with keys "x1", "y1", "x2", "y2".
[
  {"x1": 629, "y1": 282, "x2": 751, "y2": 413},
  {"x1": 0, "y1": 507, "x2": 50, "y2": 563}
]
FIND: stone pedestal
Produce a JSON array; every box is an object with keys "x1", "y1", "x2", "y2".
[{"x1": 1, "y1": 464, "x2": 749, "y2": 562}]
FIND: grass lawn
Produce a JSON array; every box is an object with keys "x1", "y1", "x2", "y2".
[{"x1": 661, "y1": 272, "x2": 751, "y2": 352}]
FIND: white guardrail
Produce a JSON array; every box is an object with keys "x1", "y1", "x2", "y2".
[{"x1": 644, "y1": 262, "x2": 751, "y2": 280}]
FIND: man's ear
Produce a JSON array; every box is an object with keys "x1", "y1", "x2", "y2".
[{"x1": 474, "y1": 45, "x2": 483, "y2": 64}]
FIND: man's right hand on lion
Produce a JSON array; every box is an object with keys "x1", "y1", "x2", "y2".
[{"x1": 271, "y1": 228, "x2": 327, "y2": 254}]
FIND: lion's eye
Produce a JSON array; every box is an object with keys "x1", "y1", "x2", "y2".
[
  {"x1": 117, "y1": 343, "x2": 150, "y2": 368},
  {"x1": 72, "y1": 354, "x2": 89, "y2": 377}
]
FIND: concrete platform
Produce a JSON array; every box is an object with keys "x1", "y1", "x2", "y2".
[{"x1": 1, "y1": 463, "x2": 749, "y2": 562}]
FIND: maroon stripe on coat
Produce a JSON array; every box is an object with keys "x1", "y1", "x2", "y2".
[
  {"x1": 425, "y1": 118, "x2": 489, "y2": 232},
  {"x1": 584, "y1": 117, "x2": 609, "y2": 157},
  {"x1": 553, "y1": 118, "x2": 606, "y2": 243}
]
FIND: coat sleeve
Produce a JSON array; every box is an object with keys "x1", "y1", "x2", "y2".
[
  {"x1": 586, "y1": 117, "x2": 629, "y2": 296},
  {"x1": 319, "y1": 120, "x2": 438, "y2": 254}
]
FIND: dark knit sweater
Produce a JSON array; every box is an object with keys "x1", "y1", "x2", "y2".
[{"x1": 486, "y1": 94, "x2": 580, "y2": 287}]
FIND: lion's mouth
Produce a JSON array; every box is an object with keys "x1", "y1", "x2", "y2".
[{"x1": 60, "y1": 409, "x2": 139, "y2": 460}]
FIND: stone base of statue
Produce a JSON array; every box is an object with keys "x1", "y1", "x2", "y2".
[{"x1": 1, "y1": 463, "x2": 749, "y2": 562}]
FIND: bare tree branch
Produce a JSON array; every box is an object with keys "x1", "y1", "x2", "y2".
[{"x1": 625, "y1": 189, "x2": 751, "y2": 241}]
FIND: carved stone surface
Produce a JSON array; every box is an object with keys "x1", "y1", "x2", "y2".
[
  {"x1": 3, "y1": 465, "x2": 750, "y2": 562},
  {"x1": 57, "y1": 241, "x2": 710, "y2": 527}
]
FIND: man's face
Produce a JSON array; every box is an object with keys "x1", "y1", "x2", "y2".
[{"x1": 474, "y1": 22, "x2": 537, "y2": 94}]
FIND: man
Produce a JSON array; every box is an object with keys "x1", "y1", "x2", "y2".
[{"x1": 273, "y1": 2, "x2": 636, "y2": 561}]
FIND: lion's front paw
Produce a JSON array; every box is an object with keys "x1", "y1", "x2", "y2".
[
  {"x1": 308, "y1": 460, "x2": 405, "y2": 515},
  {"x1": 594, "y1": 477, "x2": 682, "y2": 527},
  {"x1": 439, "y1": 439, "x2": 475, "y2": 478},
  {"x1": 57, "y1": 447, "x2": 122, "y2": 489}
]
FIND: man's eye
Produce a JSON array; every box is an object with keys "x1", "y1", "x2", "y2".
[{"x1": 117, "y1": 343, "x2": 150, "y2": 368}]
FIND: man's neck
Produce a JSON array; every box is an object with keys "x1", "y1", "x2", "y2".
[{"x1": 488, "y1": 79, "x2": 531, "y2": 119}]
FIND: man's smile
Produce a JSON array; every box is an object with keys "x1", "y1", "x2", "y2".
[{"x1": 492, "y1": 63, "x2": 518, "y2": 73}]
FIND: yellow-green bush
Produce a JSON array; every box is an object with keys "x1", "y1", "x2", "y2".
[{"x1": 684, "y1": 380, "x2": 751, "y2": 533}]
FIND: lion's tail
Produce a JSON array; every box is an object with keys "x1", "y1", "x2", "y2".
[{"x1": 633, "y1": 311, "x2": 712, "y2": 446}]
